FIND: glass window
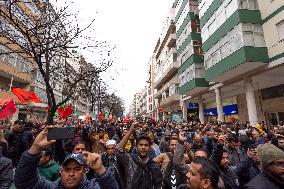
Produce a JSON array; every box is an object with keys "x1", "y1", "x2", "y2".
[
  {"x1": 248, "y1": 0, "x2": 257, "y2": 9},
  {"x1": 254, "y1": 32, "x2": 266, "y2": 47},
  {"x1": 216, "y1": 9, "x2": 226, "y2": 28},
  {"x1": 242, "y1": 23, "x2": 253, "y2": 31},
  {"x1": 276, "y1": 20, "x2": 284, "y2": 41},
  {"x1": 208, "y1": 21, "x2": 216, "y2": 36},
  {"x1": 239, "y1": 0, "x2": 248, "y2": 9},
  {"x1": 243, "y1": 31, "x2": 254, "y2": 46},
  {"x1": 226, "y1": 0, "x2": 237, "y2": 18},
  {"x1": 220, "y1": 42, "x2": 231, "y2": 59}
]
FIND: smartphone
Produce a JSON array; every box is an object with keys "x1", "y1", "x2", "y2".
[{"x1": 47, "y1": 127, "x2": 75, "y2": 141}]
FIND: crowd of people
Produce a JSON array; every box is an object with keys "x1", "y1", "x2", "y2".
[{"x1": 0, "y1": 118, "x2": 284, "y2": 189}]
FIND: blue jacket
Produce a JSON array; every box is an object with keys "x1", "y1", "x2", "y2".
[{"x1": 15, "y1": 151, "x2": 119, "y2": 189}]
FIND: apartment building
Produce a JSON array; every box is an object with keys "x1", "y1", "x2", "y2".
[
  {"x1": 0, "y1": 0, "x2": 89, "y2": 121},
  {"x1": 174, "y1": 0, "x2": 208, "y2": 122},
  {"x1": 0, "y1": 0, "x2": 45, "y2": 121},
  {"x1": 139, "y1": 87, "x2": 147, "y2": 117},
  {"x1": 129, "y1": 92, "x2": 141, "y2": 118},
  {"x1": 153, "y1": 6, "x2": 183, "y2": 122},
  {"x1": 187, "y1": 0, "x2": 284, "y2": 125}
]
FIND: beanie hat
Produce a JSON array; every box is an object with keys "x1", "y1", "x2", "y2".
[{"x1": 256, "y1": 143, "x2": 284, "y2": 169}]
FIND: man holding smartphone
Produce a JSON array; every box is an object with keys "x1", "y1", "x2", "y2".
[{"x1": 14, "y1": 126, "x2": 119, "y2": 189}]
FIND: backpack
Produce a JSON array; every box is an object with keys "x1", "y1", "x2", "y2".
[{"x1": 163, "y1": 152, "x2": 186, "y2": 189}]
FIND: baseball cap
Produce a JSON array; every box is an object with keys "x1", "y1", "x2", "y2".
[{"x1": 63, "y1": 153, "x2": 85, "y2": 166}]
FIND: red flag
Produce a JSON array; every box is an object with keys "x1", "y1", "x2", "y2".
[
  {"x1": 85, "y1": 114, "x2": 91, "y2": 122},
  {"x1": 0, "y1": 97, "x2": 13, "y2": 109},
  {"x1": 0, "y1": 99, "x2": 16, "y2": 120},
  {"x1": 57, "y1": 106, "x2": 65, "y2": 117},
  {"x1": 11, "y1": 88, "x2": 40, "y2": 103},
  {"x1": 58, "y1": 104, "x2": 73, "y2": 119}
]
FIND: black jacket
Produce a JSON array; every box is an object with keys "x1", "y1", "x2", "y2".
[
  {"x1": 0, "y1": 147, "x2": 13, "y2": 189},
  {"x1": 245, "y1": 171, "x2": 284, "y2": 189},
  {"x1": 235, "y1": 156, "x2": 260, "y2": 187},
  {"x1": 211, "y1": 143, "x2": 239, "y2": 189},
  {"x1": 116, "y1": 149, "x2": 163, "y2": 189}
]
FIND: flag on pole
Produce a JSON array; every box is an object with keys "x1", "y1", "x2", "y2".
[
  {"x1": 0, "y1": 99, "x2": 17, "y2": 120},
  {"x1": 58, "y1": 104, "x2": 72, "y2": 119},
  {"x1": 11, "y1": 88, "x2": 40, "y2": 103}
]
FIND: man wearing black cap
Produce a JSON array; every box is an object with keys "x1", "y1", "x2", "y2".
[{"x1": 14, "y1": 126, "x2": 119, "y2": 189}]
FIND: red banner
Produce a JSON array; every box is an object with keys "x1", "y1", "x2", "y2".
[
  {"x1": 0, "y1": 99, "x2": 16, "y2": 120},
  {"x1": 0, "y1": 97, "x2": 13, "y2": 109},
  {"x1": 11, "y1": 88, "x2": 40, "y2": 103}
]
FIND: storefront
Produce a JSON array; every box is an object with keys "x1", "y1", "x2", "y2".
[{"x1": 204, "y1": 104, "x2": 239, "y2": 123}]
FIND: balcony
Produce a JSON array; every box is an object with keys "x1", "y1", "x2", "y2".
[
  {"x1": 179, "y1": 60, "x2": 208, "y2": 96},
  {"x1": 154, "y1": 50, "x2": 178, "y2": 89},
  {"x1": 160, "y1": 94, "x2": 180, "y2": 108},
  {"x1": 204, "y1": 21, "x2": 268, "y2": 82},
  {"x1": 155, "y1": 8, "x2": 176, "y2": 58},
  {"x1": 155, "y1": 75, "x2": 179, "y2": 99},
  {"x1": 0, "y1": 61, "x2": 32, "y2": 84}
]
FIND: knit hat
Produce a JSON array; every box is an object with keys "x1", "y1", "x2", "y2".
[{"x1": 256, "y1": 143, "x2": 284, "y2": 169}]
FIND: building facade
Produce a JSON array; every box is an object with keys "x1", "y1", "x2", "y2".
[
  {"x1": 0, "y1": 0, "x2": 90, "y2": 121},
  {"x1": 144, "y1": 0, "x2": 284, "y2": 125},
  {"x1": 129, "y1": 92, "x2": 141, "y2": 118},
  {"x1": 153, "y1": 6, "x2": 183, "y2": 122},
  {"x1": 175, "y1": 0, "x2": 284, "y2": 126}
]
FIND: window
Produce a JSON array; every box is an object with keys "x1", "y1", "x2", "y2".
[
  {"x1": 242, "y1": 23, "x2": 265, "y2": 47},
  {"x1": 225, "y1": 0, "x2": 237, "y2": 18},
  {"x1": 261, "y1": 84, "x2": 284, "y2": 100},
  {"x1": 239, "y1": 0, "x2": 248, "y2": 9},
  {"x1": 195, "y1": 64, "x2": 205, "y2": 78},
  {"x1": 243, "y1": 31, "x2": 254, "y2": 46},
  {"x1": 239, "y1": 0, "x2": 259, "y2": 10},
  {"x1": 276, "y1": 20, "x2": 284, "y2": 41},
  {"x1": 220, "y1": 42, "x2": 231, "y2": 59},
  {"x1": 186, "y1": 67, "x2": 194, "y2": 82}
]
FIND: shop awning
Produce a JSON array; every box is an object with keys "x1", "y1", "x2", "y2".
[{"x1": 204, "y1": 104, "x2": 238, "y2": 117}]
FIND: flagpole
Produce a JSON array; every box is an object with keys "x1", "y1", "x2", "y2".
[{"x1": 9, "y1": 57, "x2": 17, "y2": 91}]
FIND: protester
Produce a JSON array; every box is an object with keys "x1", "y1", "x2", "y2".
[
  {"x1": 245, "y1": 143, "x2": 284, "y2": 189},
  {"x1": 37, "y1": 148, "x2": 60, "y2": 181},
  {"x1": 116, "y1": 122, "x2": 163, "y2": 189},
  {"x1": 1, "y1": 112, "x2": 284, "y2": 189},
  {"x1": 14, "y1": 126, "x2": 119, "y2": 189},
  {"x1": 0, "y1": 145, "x2": 13, "y2": 189},
  {"x1": 186, "y1": 157, "x2": 220, "y2": 189}
]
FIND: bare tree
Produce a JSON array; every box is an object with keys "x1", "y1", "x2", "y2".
[
  {"x1": 0, "y1": 0, "x2": 115, "y2": 123},
  {"x1": 100, "y1": 93, "x2": 125, "y2": 118}
]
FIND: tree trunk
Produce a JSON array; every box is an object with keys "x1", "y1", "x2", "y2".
[{"x1": 46, "y1": 105, "x2": 57, "y2": 125}]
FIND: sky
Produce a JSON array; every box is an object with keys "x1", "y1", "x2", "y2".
[{"x1": 68, "y1": 0, "x2": 174, "y2": 112}]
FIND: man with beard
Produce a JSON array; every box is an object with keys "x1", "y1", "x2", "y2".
[
  {"x1": 191, "y1": 134, "x2": 204, "y2": 153},
  {"x1": 245, "y1": 143, "x2": 284, "y2": 189},
  {"x1": 160, "y1": 130, "x2": 171, "y2": 153},
  {"x1": 116, "y1": 122, "x2": 162, "y2": 189},
  {"x1": 101, "y1": 140, "x2": 123, "y2": 189},
  {"x1": 236, "y1": 144, "x2": 261, "y2": 187},
  {"x1": 211, "y1": 135, "x2": 239, "y2": 189}
]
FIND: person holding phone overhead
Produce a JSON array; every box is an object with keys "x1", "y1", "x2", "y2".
[{"x1": 14, "y1": 126, "x2": 119, "y2": 189}]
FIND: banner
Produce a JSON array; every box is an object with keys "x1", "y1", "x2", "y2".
[
  {"x1": 0, "y1": 96, "x2": 13, "y2": 109},
  {"x1": 11, "y1": 88, "x2": 40, "y2": 103},
  {"x1": 0, "y1": 99, "x2": 17, "y2": 120}
]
